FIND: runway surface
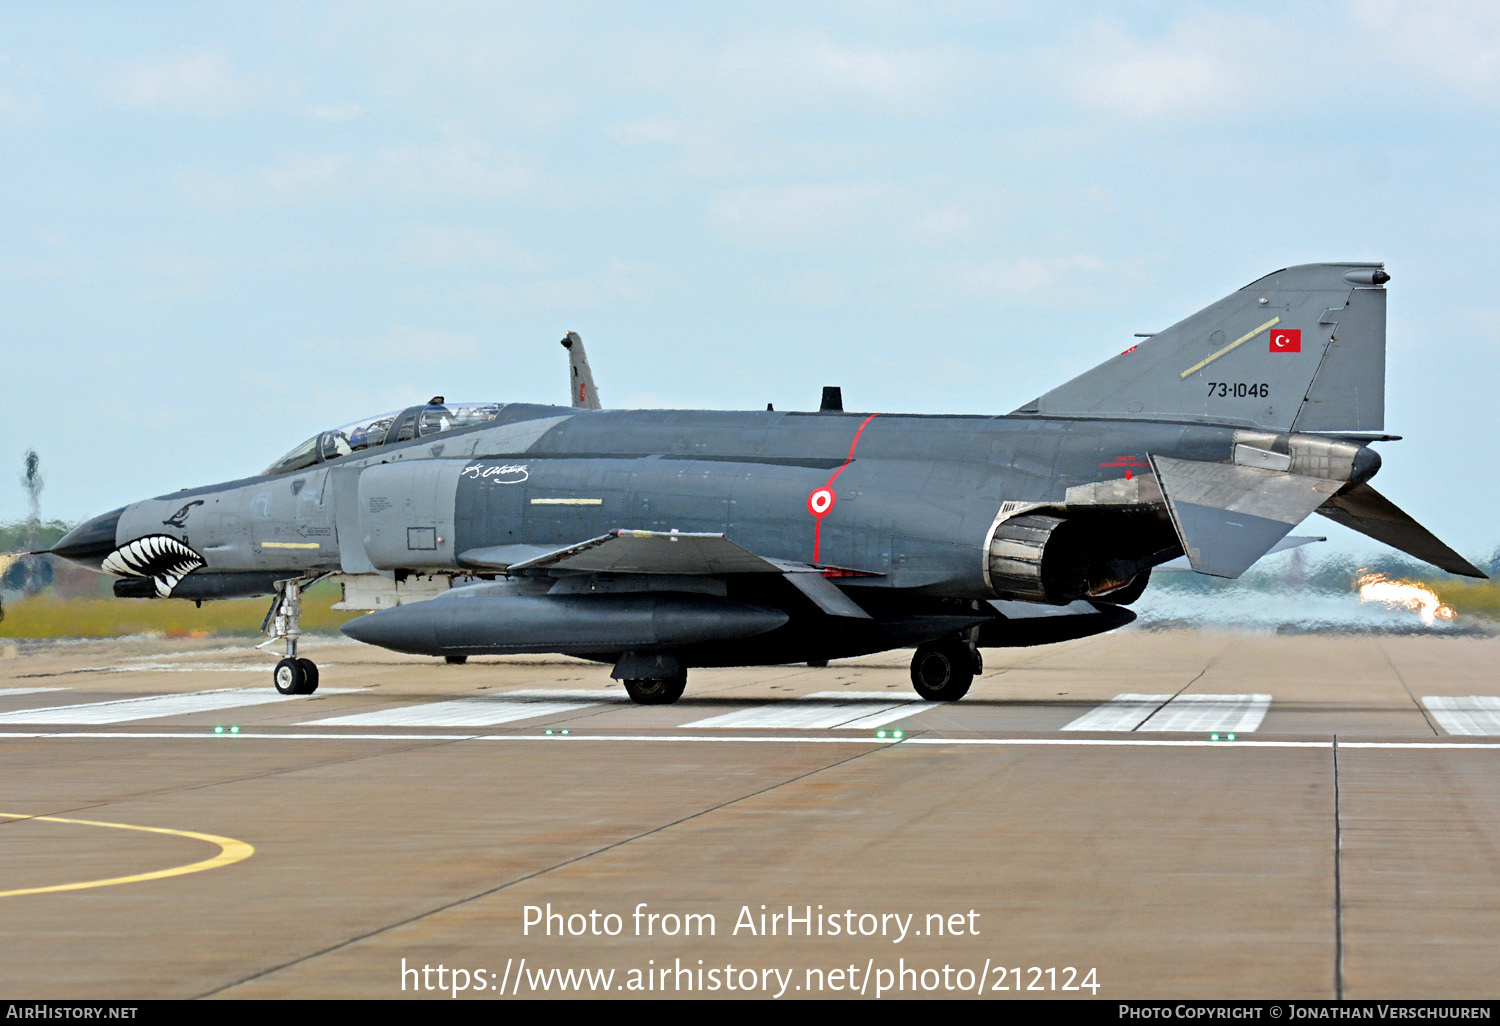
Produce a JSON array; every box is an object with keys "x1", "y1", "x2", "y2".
[{"x1": 3, "y1": 628, "x2": 1499, "y2": 1000}]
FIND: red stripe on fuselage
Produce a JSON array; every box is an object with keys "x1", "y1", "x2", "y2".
[{"x1": 811, "y1": 413, "x2": 881, "y2": 564}]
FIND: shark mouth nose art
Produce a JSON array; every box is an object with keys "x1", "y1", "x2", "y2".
[{"x1": 101, "y1": 535, "x2": 207, "y2": 597}]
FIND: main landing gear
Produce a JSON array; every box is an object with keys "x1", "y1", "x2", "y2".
[
  {"x1": 623, "y1": 672, "x2": 687, "y2": 706},
  {"x1": 909, "y1": 638, "x2": 980, "y2": 702},
  {"x1": 259, "y1": 578, "x2": 319, "y2": 695}
]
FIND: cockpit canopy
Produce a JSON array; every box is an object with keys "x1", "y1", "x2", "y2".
[{"x1": 263, "y1": 401, "x2": 504, "y2": 476}]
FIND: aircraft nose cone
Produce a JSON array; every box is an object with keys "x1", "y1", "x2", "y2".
[{"x1": 50, "y1": 507, "x2": 125, "y2": 568}]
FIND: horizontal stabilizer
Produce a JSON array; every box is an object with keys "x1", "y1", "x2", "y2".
[
  {"x1": 507, "y1": 530, "x2": 785, "y2": 576},
  {"x1": 1152, "y1": 455, "x2": 1343, "y2": 578},
  {"x1": 1316, "y1": 483, "x2": 1487, "y2": 578},
  {"x1": 1154, "y1": 534, "x2": 1325, "y2": 572}
]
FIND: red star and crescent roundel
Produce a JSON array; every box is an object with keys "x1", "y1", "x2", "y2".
[{"x1": 1270, "y1": 328, "x2": 1301, "y2": 353}]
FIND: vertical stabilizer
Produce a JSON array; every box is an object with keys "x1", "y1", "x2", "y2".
[
  {"x1": 562, "y1": 331, "x2": 602, "y2": 410},
  {"x1": 1019, "y1": 263, "x2": 1388, "y2": 432}
]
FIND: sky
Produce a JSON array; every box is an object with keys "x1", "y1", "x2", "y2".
[{"x1": 3, "y1": 1, "x2": 1499, "y2": 564}]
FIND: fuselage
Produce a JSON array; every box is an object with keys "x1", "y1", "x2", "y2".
[{"x1": 58, "y1": 402, "x2": 1370, "y2": 602}]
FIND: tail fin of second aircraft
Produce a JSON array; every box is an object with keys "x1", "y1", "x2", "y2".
[
  {"x1": 1017, "y1": 262, "x2": 1388, "y2": 433},
  {"x1": 562, "y1": 331, "x2": 602, "y2": 410}
]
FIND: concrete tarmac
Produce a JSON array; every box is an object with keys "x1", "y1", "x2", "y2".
[{"x1": 2, "y1": 629, "x2": 1499, "y2": 1000}]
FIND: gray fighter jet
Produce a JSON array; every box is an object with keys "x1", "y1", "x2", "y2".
[{"x1": 50, "y1": 264, "x2": 1484, "y2": 703}]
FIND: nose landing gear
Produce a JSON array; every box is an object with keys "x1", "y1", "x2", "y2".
[{"x1": 259, "y1": 578, "x2": 320, "y2": 695}]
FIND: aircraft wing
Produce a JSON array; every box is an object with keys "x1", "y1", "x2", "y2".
[
  {"x1": 466, "y1": 530, "x2": 788, "y2": 575},
  {"x1": 461, "y1": 531, "x2": 877, "y2": 617}
]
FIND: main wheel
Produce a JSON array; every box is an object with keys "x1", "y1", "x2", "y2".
[
  {"x1": 910, "y1": 641, "x2": 975, "y2": 701},
  {"x1": 659, "y1": 672, "x2": 687, "y2": 704},
  {"x1": 295, "y1": 658, "x2": 319, "y2": 695},
  {"x1": 624, "y1": 673, "x2": 687, "y2": 705},
  {"x1": 445, "y1": 655, "x2": 468, "y2": 665},
  {"x1": 274, "y1": 658, "x2": 306, "y2": 696}
]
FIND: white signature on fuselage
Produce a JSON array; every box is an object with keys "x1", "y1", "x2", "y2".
[{"x1": 460, "y1": 462, "x2": 530, "y2": 484}]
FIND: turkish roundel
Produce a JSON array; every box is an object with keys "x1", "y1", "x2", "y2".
[{"x1": 1270, "y1": 328, "x2": 1301, "y2": 353}]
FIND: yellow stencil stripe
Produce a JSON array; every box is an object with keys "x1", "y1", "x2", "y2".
[
  {"x1": 1179, "y1": 316, "x2": 1282, "y2": 379},
  {"x1": 0, "y1": 812, "x2": 254, "y2": 898},
  {"x1": 259, "y1": 541, "x2": 320, "y2": 549}
]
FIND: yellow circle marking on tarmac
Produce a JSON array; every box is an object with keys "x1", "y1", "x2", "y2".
[{"x1": 0, "y1": 812, "x2": 254, "y2": 898}]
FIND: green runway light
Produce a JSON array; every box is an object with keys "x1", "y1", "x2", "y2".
[
  {"x1": 1227, "y1": 733, "x2": 1237, "y2": 741},
  {"x1": 213, "y1": 726, "x2": 224, "y2": 734},
  {"x1": 561, "y1": 729, "x2": 571, "y2": 735},
  {"x1": 544, "y1": 729, "x2": 554, "y2": 735},
  {"x1": 876, "y1": 730, "x2": 888, "y2": 739},
  {"x1": 229, "y1": 726, "x2": 240, "y2": 734},
  {"x1": 1210, "y1": 733, "x2": 1219, "y2": 741},
  {"x1": 892, "y1": 730, "x2": 904, "y2": 739}
]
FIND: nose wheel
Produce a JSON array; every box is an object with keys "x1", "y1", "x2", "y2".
[
  {"x1": 274, "y1": 657, "x2": 320, "y2": 695},
  {"x1": 259, "y1": 578, "x2": 321, "y2": 695}
]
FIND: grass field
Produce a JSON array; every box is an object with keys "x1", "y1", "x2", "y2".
[{"x1": 0, "y1": 581, "x2": 359, "y2": 640}]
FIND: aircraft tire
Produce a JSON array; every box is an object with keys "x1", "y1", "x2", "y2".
[
  {"x1": 624, "y1": 673, "x2": 687, "y2": 705},
  {"x1": 274, "y1": 658, "x2": 305, "y2": 696},
  {"x1": 910, "y1": 641, "x2": 974, "y2": 701},
  {"x1": 295, "y1": 658, "x2": 319, "y2": 695},
  {"x1": 445, "y1": 655, "x2": 468, "y2": 665}
]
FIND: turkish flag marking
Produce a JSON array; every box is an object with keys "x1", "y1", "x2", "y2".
[{"x1": 1270, "y1": 329, "x2": 1301, "y2": 353}]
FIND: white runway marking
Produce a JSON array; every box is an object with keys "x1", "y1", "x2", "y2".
[
  {"x1": 0, "y1": 687, "x2": 68, "y2": 698},
  {"x1": 3, "y1": 730, "x2": 1500, "y2": 752},
  {"x1": 1422, "y1": 696, "x2": 1500, "y2": 736},
  {"x1": 683, "y1": 691, "x2": 927, "y2": 730},
  {"x1": 1139, "y1": 694, "x2": 1271, "y2": 733},
  {"x1": 1063, "y1": 694, "x2": 1271, "y2": 733},
  {"x1": 1061, "y1": 694, "x2": 1171, "y2": 732},
  {"x1": 301, "y1": 689, "x2": 628, "y2": 727},
  {"x1": 0, "y1": 687, "x2": 357, "y2": 725},
  {"x1": 69, "y1": 664, "x2": 282, "y2": 674}
]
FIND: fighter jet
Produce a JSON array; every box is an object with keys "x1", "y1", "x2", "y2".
[{"x1": 49, "y1": 264, "x2": 1484, "y2": 703}]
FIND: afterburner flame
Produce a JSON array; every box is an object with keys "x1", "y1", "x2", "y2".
[{"x1": 1356, "y1": 571, "x2": 1455, "y2": 627}]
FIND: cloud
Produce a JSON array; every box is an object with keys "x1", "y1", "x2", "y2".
[
  {"x1": 1056, "y1": 18, "x2": 1255, "y2": 121},
  {"x1": 1350, "y1": 0, "x2": 1500, "y2": 93},
  {"x1": 717, "y1": 31, "x2": 957, "y2": 112},
  {"x1": 911, "y1": 206, "x2": 974, "y2": 245},
  {"x1": 106, "y1": 47, "x2": 249, "y2": 114},
  {"x1": 308, "y1": 101, "x2": 363, "y2": 121},
  {"x1": 941, "y1": 253, "x2": 1110, "y2": 304},
  {"x1": 190, "y1": 136, "x2": 536, "y2": 206},
  {"x1": 706, "y1": 182, "x2": 899, "y2": 251},
  {"x1": 393, "y1": 225, "x2": 541, "y2": 271},
  {"x1": 476, "y1": 260, "x2": 684, "y2": 312},
  {"x1": 606, "y1": 115, "x2": 688, "y2": 147}
]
